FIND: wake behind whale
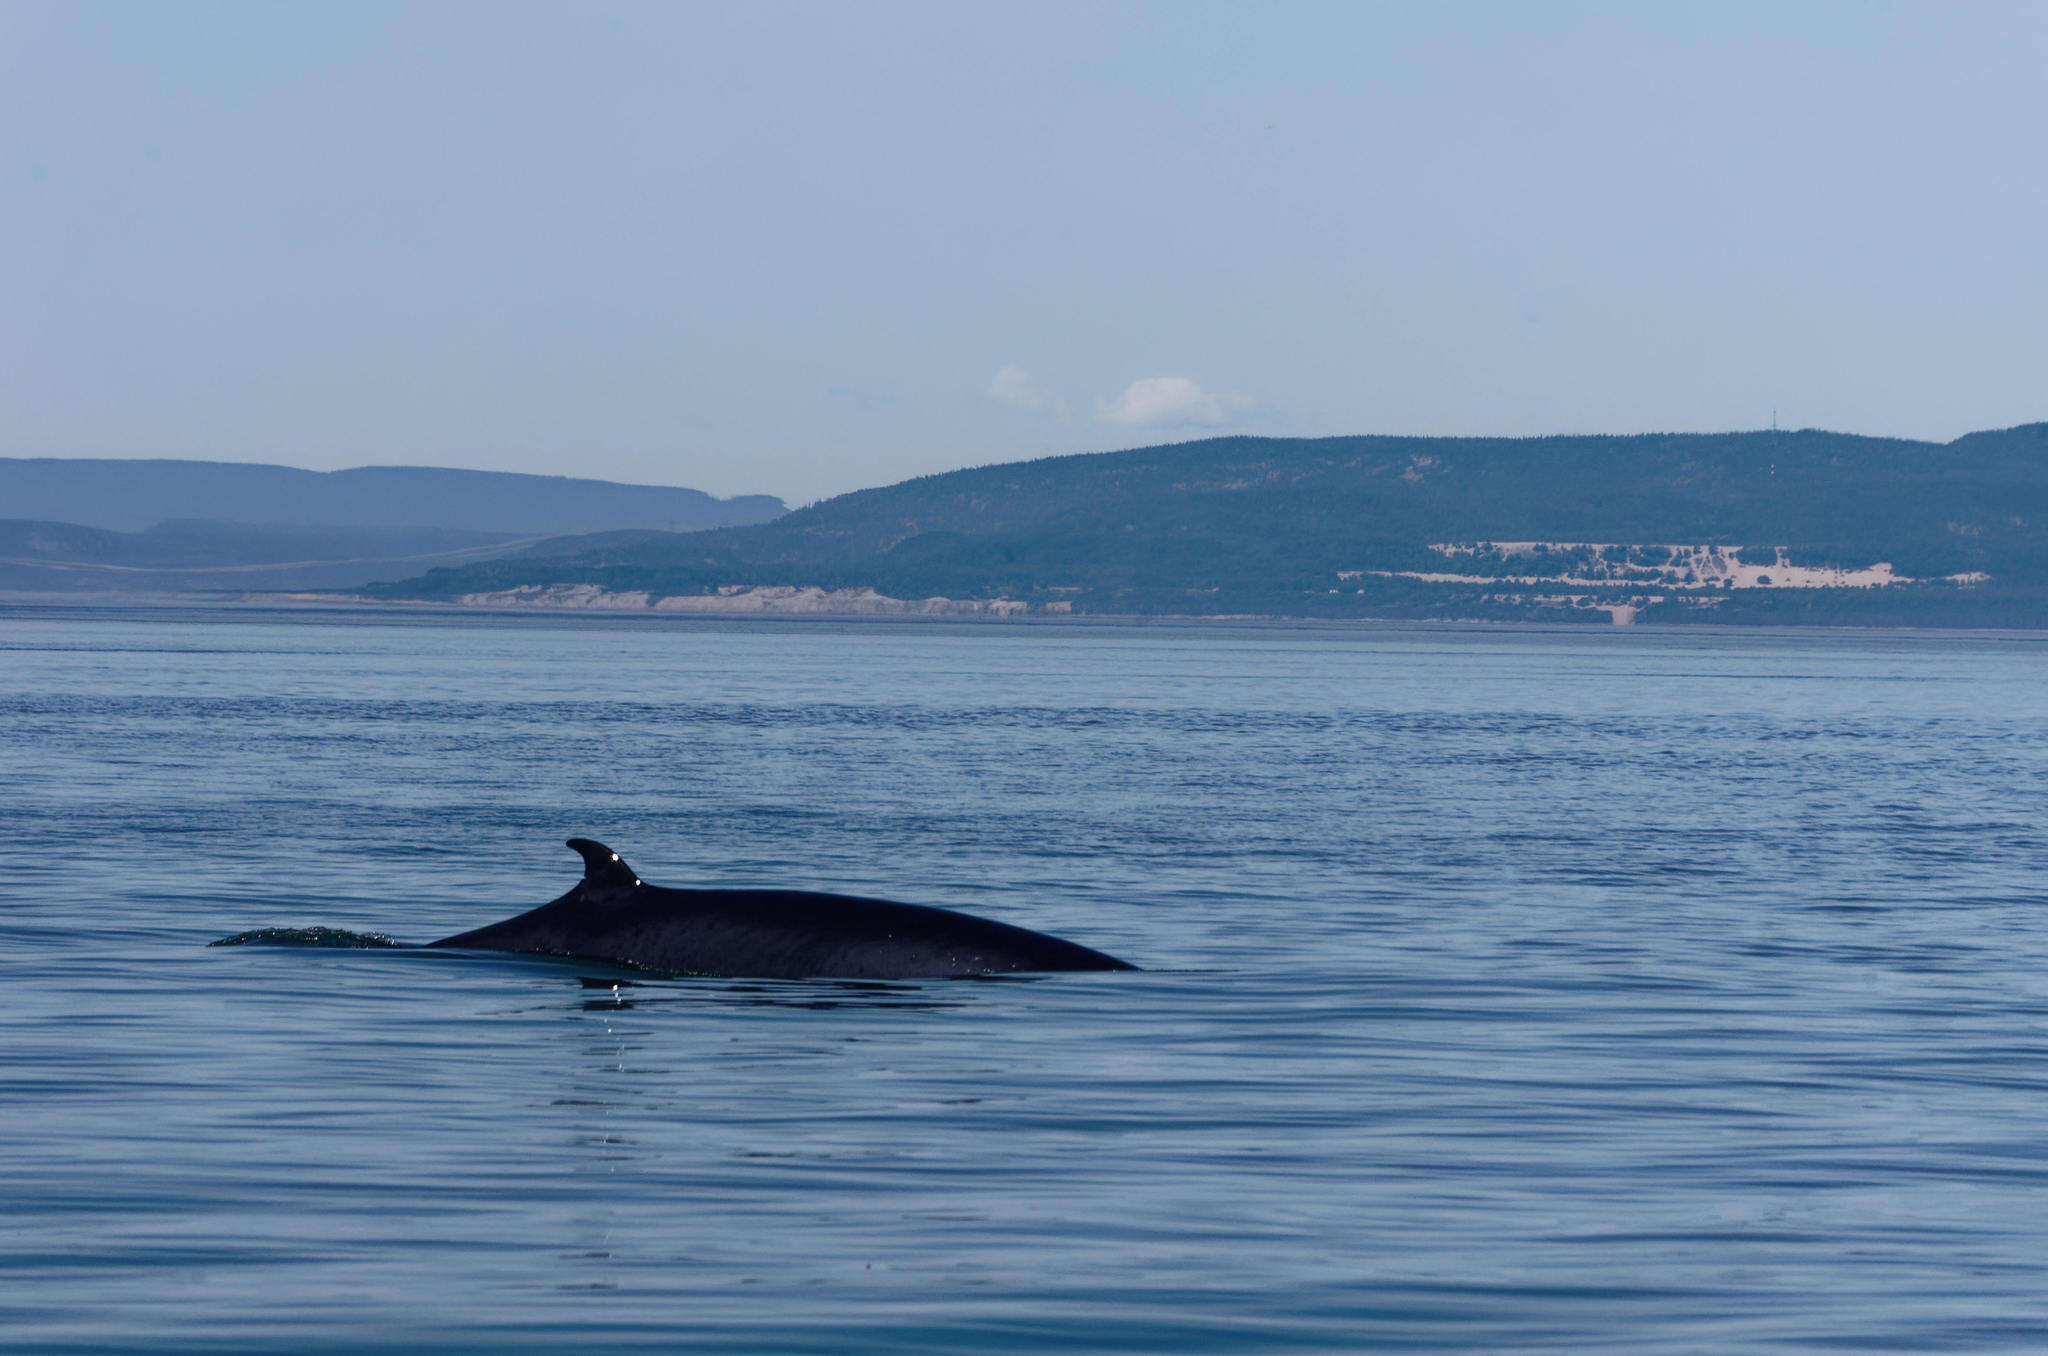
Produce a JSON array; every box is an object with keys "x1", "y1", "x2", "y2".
[{"x1": 214, "y1": 839, "x2": 1137, "y2": 981}]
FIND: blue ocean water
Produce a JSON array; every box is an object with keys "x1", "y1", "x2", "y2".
[{"x1": 5, "y1": 607, "x2": 2048, "y2": 1353}]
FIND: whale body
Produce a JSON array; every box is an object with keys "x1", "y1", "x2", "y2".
[{"x1": 427, "y1": 839, "x2": 1137, "y2": 980}]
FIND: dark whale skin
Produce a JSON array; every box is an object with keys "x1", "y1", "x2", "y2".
[{"x1": 428, "y1": 839, "x2": 1136, "y2": 980}]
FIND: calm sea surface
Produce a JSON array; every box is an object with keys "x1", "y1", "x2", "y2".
[{"x1": 5, "y1": 607, "x2": 2048, "y2": 1353}]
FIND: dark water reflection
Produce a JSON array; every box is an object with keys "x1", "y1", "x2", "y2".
[
  {"x1": 574, "y1": 975, "x2": 983, "y2": 1012},
  {"x1": 4, "y1": 608, "x2": 2048, "y2": 1351}
]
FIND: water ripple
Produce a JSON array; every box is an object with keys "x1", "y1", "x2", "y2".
[{"x1": 3, "y1": 612, "x2": 2048, "y2": 1351}]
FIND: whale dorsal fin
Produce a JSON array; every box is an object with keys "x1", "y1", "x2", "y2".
[{"x1": 567, "y1": 838, "x2": 642, "y2": 889}]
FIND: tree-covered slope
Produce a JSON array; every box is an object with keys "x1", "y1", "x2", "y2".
[{"x1": 371, "y1": 424, "x2": 2048, "y2": 626}]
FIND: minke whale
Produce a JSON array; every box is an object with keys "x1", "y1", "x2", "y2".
[{"x1": 426, "y1": 839, "x2": 1137, "y2": 980}]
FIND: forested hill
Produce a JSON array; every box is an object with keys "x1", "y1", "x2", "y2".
[
  {"x1": 0, "y1": 459, "x2": 785, "y2": 535},
  {"x1": 372, "y1": 424, "x2": 2048, "y2": 627}
]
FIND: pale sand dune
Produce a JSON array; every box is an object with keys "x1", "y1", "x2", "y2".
[
  {"x1": 454, "y1": 583, "x2": 1052, "y2": 616},
  {"x1": 1341, "y1": 542, "x2": 1992, "y2": 591}
]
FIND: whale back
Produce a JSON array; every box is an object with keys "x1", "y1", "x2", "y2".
[{"x1": 427, "y1": 839, "x2": 1135, "y2": 980}]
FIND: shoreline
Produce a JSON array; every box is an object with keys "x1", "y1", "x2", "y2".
[{"x1": 4, "y1": 588, "x2": 2047, "y2": 641}]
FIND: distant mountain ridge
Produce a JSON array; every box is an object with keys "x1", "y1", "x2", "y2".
[
  {"x1": 0, "y1": 518, "x2": 550, "y2": 593},
  {"x1": 0, "y1": 458, "x2": 785, "y2": 593},
  {"x1": 372, "y1": 423, "x2": 2048, "y2": 628},
  {"x1": 0, "y1": 459, "x2": 785, "y2": 535}
]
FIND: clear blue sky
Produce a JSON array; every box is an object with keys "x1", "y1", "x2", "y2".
[{"x1": 6, "y1": 2, "x2": 2044, "y2": 502}]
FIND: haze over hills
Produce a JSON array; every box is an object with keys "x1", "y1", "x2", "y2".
[
  {"x1": 0, "y1": 459, "x2": 785, "y2": 534},
  {"x1": 0, "y1": 459, "x2": 786, "y2": 592},
  {"x1": 372, "y1": 423, "x2": 2048, "y2": 628}
]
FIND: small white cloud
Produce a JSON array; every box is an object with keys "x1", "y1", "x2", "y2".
[
  {"x1": 986, "y1": 364, "x2": 1065, "y2": 414},
  {"x1": 1096, "y1": 376, "x2": 1250, "y2": 427}
]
